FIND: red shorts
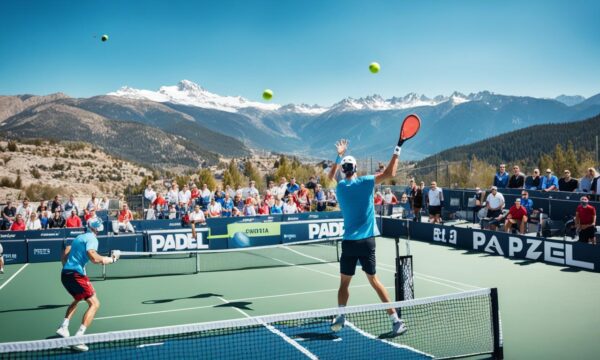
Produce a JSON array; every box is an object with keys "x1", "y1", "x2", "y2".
[{"x1": 61, "y1": 271, "x2": 95, "y2": 301}]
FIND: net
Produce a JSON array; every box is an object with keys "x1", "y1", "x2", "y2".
[
  {"x1": 86, "y1": 239, "x2": 340, "y2": 279},
  {"x1": 0, "y1": 288, "x2": 502, "y2": 359}
]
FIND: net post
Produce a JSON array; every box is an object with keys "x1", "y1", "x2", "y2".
[
  {"x1": 195, "y1": 252, "x2": 200, "y2": 274},
  {"x1": 394, "y1": 237, "x2": 400, "y2": 301},
  {"x1": 102, "y1": 264, "x2": 107, "y2": 281},
  {"x1": 490, "y1": 288, "x2": 504, "y2": 359}
]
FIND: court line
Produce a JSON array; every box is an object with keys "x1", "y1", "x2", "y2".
[
  {"x1": 0, "y1": 263, "x2": 29, "y2": 291},
  {"x1": 216, "y1": 297, "x2": 318, "y2": 360},
  {"x1": 377, "y1": 262, "x2": 482, "y2": 289},
  {"x1": 95, "y1": 284, "x2": 392, "y2": 321}
]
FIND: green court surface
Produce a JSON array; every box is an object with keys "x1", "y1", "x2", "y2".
[{"x1": 1, "y1": 237, "x2": 599, "y2": 359}]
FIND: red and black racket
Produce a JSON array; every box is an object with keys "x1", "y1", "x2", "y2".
[{"x1": 398, "y1": 114, "x2": 421, "y2": 146}]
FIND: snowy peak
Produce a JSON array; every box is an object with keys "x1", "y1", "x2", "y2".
[
  {"x1": 329, "y1": 91, "x2": 472, "y2": 112},
  {"x1": 554, "y1": 94, "x2": 586, "y2": 106}
]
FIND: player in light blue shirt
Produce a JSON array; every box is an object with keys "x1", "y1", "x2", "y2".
[
  {"x1": 56, "y1": 219, "x2": 119, "y2": 352},
  {"x1": 327, "y1": 138, "x2": 407, "y2": 336}
]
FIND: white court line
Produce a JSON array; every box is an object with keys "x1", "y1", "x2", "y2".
[
  {"x1": 0, "y1": 263, "x2": 29, "y2": 291},
  {"x1": 377, "y1": 262, "x2": 483, "y2": 290},
  {"x1": 95, "y1": 284, "x2": 393, "y2": 321},
  {"x1": 216, "y1": 297, "x2": 318, "y2": 360}
]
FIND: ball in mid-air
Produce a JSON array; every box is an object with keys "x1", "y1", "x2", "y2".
[
  {"x1": 232, "y1": 231, "x2": 251, "y2": 248},
  {"x1": 101, "y1": 34, "x2": 109, "y2": 42},
  {"x1": 369, "y1": 62, "x2": 380, "y2": 74},
  {"x1": 262, "y1": 89, "x2": 273, "y2": 101}
]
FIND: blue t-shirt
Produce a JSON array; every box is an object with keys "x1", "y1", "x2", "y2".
[
  {"x1": 270, "y1": 204, "x2": 283, "y2": 214},
  {"x1": 493, "y1": 172, "x2": 509, "y2": 188},
  {"x1": 287, "y1": 183, "x2": 300, "y2": 194},
  {"x1": 336, "y1": 175, "x2": 380, "y2": 240},
  {"x1": 63, "y1": 232, "x2": 98, "y2": 276}
]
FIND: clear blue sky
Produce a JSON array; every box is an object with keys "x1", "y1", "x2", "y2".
[{"x1": 1, "y1": 0, "x2": 599, "y2": 106}]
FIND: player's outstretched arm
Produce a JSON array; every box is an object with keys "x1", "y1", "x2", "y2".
[
  {"x1": 375, "y1": 151, "x2": 399, "y2": 184},
  {"x1": 328, "y1": 139, "x2": 348, "y2": 182},
  {"x1": 87, "y1": 249, "x2": 117, "y2": 265}
]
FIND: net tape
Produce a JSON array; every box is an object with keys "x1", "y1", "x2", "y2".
[{"x1": 0, "y1": 288, "x2": 492, "y2": 355}]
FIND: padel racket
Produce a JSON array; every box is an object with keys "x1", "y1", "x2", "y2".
[{"x1": 398, "y1": 114, "x2": 421, "y2": 146}]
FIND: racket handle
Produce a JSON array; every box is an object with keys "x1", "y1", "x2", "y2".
[
  {"x1": 397, "y1": 138, "x2": 405, "y2": 147},
  {"x1": 393, "y1": 146, "x2": 402, "y2": 156}
]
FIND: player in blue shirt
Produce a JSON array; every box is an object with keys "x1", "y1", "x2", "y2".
[
  {"x1": 327, "y1": 138, "x2": 407, "y2": 336},
  {"x1": 56, "y1": 219, "x2": 119, "y2": 352}
]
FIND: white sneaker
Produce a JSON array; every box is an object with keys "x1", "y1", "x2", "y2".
[
  {"x1": 0, "y1": 268, "x2": 4, "y2": 274},
  {"x1": 330, "y1": 314, "x2": 345, "y2": 332},
  {"x1": 392, "y1": 320, "x2": 408, "y2": 336},
  {"x1": 56, "y1": 327, "x2": 70, "y2": 338},
  {"x1": 71, "y1": 343, "x2": 89, "y2": 352}
]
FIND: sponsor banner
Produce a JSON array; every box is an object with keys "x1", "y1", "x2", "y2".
[
  {"x1": 145, "y1": 228, "x2": 209, "y2": 252},
  {"x1": 405, "y1": 220, "x2": 598, "y2": 272},
  {"x1": 0, "y1": 240, "x2": 28, "y2": 264},
  {"x1": 138, "y1": 219, "x2": 183, "y2": 231},
  {"x1": 281, "y1": 211, "x2": 342, "y2": 222},
  {"x1": 381, "y1": 217, "x2": 409, "y2": 238},
  {"x1": 281, "y1": 219, "x2": 344, "y2": 243},
  {"x1": 27, "y1": 238, "x2": 64, "y2": 263},
  {"x1": 227, "y1": 222, "x2": 281, "y2": 248},
  {"x1": 208, "y1": 215, "x2": 283, "y2": 239},
  {"x1": 0, "y1": 231, "x2": 29, "y2": 240},
  {"x1": 64, "y1": 228, "x2": 86, "y2": 238}
]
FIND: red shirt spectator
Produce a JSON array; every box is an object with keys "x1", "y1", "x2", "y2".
[
  {"x1": 10, "y1": 215, "x2": 26, "y2": 231},
  {"x1": 374, "y1": 192, "x2": 383, "y2": 205},
  {"x1": 153, "y1": 194, "x2": 168, "y2": 207},
  {"x1": 118, "y1": 208, "x2": 133, "y2": 222},
  {"x1": 508, "y1": 204, "x2": 528, "y2": 221},
  {"x1": 258, "y1": 202, "x2": 270, "y2": 215},
  {"x1": 66, "y1": 214, "x2": 83, "y2": 228},
  {"x1": 84, "y1": 209, "x2": 95, "y2": 223},
  {"x1": 576, "y1": 203, "x2": 596, "y2": 225},
  {"x1": 191, "y1": 186, "x2": 200, "y2": 200}
]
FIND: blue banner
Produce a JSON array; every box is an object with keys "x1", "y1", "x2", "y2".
[
  {"x1": 27, "y1": 238, "x2": 64, "y2": 263},
  {"x1": 0, "y1": 240, "x2": 28, "y2": 264},
  {"x1": 145, "y1": 227, "x2": 210, "y2": 252},
  {"x1": 280, "y1": 218, "x2": 344, "y2": 243}
]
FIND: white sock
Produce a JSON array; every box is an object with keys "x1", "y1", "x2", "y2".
[
  {"x1": 389, "y1": 313, "x2": 400, "y2": 323},
  {"x1": 60, "y1": 318, "x2": 69, "y2": 328},
  {"x1": 75, "y1": 325, "x2": 87, "y2": 337}
]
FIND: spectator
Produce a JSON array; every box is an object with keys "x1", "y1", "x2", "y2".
[
  {"x1": 214, "y1": 186, "x2": 225, "y2": 206},
  {"x1": 314, "y1": 184, "x2": 327, "y2": 212},
  {"x1": 62, "y1": 195, "x2": 79, "y2": 218},
  {"x1": 271, "y1": 197, "x2": 284, "y2": 214},
  {"x1": 258, "y1": 199, "x2": 270, "y2": 215},
  {"x1": 153, "y1": 192, "x2": 168, "y2": 216},
  {"x1": 84, "y1": 208, "x2": 96, "y2": 223},
  {"x1": 1, "y1": 200, "x2": 17, "y2": 230},
  {"x1": 207, "y1": 198, "x2": 222, "y2": 218},
  {"x1": 225, "y1": 185, "x2": 236, "y2": 199},
  {"x1": 276, "y1": 177, "x2": 288, "y2": 199},
  {"x1": 50, "y1": 195, "x2": 63, "y2": 213},
  {"x1": 243, "y1": 198, "x2": 257, "y2": 216},
  {"x1": 266, "y1": 181, "x2": 278, "y2": 199},
  {"x1": 485, "y1": 186, "x2": 505, "y2": 231},
  {"x1": 65, "y1": 210, "x2": 82, "y2": 228},
  {"x1": 26, "y1": 212, "x2": 42, "y2": 230},
  {"x1": 592, "y1": 169, "x2": 600, "y2": 201},
  {"x1": 326, "y1": 190, "x2": 338, "y2": 207},
  {"x1": 189, "y1": 205, "x2": 206, "y2": 239},
  {"x1": 286, "y1": 177, "x2": 300, "y2": 198},
  {"x1": 374, "y1": 191, "x2": 384, "y2": 206},
  {"x1": 399, "y1": 193, "x2": 412, "y2": 218},
  {"x1": 470, "y1": 187, "x2": 486, "y2": 224},
  {"x1": 231, "y1": 206, "x2": 242, "y2": 217},
  {"x1": 493, "y1": 164, "x2": 509, "y2": 189},
  {"x1": 508, "y1": 165, "x2": 525, "y2": 189},
  {"x1": 427, "y1": 181, "x2": 444, "y2": 224},
  {"x1": 404, "y1": 179, "x2": 415, "y2": 197},
  {"x1": 525, "y1": 168, "x2": 541, "y2": 190},
  {"x1": 283, "y1": 196, "x2": 298, "y2": 214},
  {"x1": 86, "y1": 192, "x2": 100, "y2": 211},
  {"x1": 36, "y1": 200, "x2": 48, "y2": 215},
  {"x1": 48, "y1": 210, "x2": 66, "y2": 228},
  {"x1": 178, "y1": 184, "x2": 192, "y2": 212},
  {"x1": 221, "y1": 193, "x2": 233, "y2": 217},
  {"x1": 383, "y1": 188, "x2": 398, "y2": 205},
  {"x1": 40, "y1": 211, "x2": 49, "y2": 229},
  {"x1": 263, "y1": 190, "x2": 274, "y2": 207},
  {"x1": 242, "y1": 181, "x2": 259, "y2": 200},
  {"x1": 200, "y1": 184, "x2": 212, "y2": 210},
  {"x1": 144, "y1": 184, "x2": 157, "y2": 203},
  {"x1": 579, "y1": 168, "x2": 597, "y2": 193},
  {"x1": 410, "y1": 181, "x2": 424, "y2": 223},
  {"x1": 296, "y1": 184, "x2": 311, "y2": 211},
  {"x1": 190, "y1": 184, "x2": 200, "y2": 205},
  {"x1": 16, "y1": 198, "x2": 34, "y2": 220},
  {"x1": 305, "y1": 176, "x2": 318, "y2": 194},
  {"x1": 504, "y1": 199, "x2": 528, "y2": 234},
  {"x1": 116, "y1": 204, "x2": 134, "y2": 233},
  {"x1": 99, "y1": 196, "x2": 110, "y2": 211},
  {"x1": 520, "y1": 191, "x2": 534, "y2": 215},
  {"x1": 167, "y1": 184, "x2": 179, "y2": 206},
  {"x1": 168, "y1": 204, "x2": 178, "y2": 219},
  {"x1": 233, "y1": 194, "x2": 244, "y2": 213},
  {"x1": 558, "y1": 170, "x2": 578, "y2": 192},
  {"x1": 540, "y1": 169, "x2": 559, "y2": 192},
  {"x1": 575, "y1": 196, "x2": 597, "y2": 244},
  {"x1": 10, "y1": 214, "x2": 26, "y2": 231}
]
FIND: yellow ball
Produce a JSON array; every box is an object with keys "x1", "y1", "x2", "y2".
[
  {"x1": 262, "y1": 89, "x2": 273, "y2": 101},
  {"x1": 369, "y1": 62, "x2": 380, "y2": 74}
]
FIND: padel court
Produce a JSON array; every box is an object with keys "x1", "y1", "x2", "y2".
[{"x1": 1, "y1": 236, "x2": 599, "y2": 359}]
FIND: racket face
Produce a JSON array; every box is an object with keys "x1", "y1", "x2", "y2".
[{"x1": 400, "y1": 114, "x2": 421, "y2": 141}]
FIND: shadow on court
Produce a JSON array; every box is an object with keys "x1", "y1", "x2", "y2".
[
  {"x1": 142, "y1": 293, "x2": 224, "y2": 304},
  {"x1": 215, "y1": 301, "x2": 253, "y2": 311},
  {"x1": 0, "y1": 304, "x2": 68, "y2": 314}
]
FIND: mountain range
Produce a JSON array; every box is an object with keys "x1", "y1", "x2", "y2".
[{"x1": 1, "y1": 80, "x2": 599, "y2": 169}]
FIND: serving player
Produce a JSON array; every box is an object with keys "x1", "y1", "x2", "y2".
[
  {"x1": 56, "y1": 218, "x2": 119, "y2": 351},
  {"x1": 327, "y1": 138, "x2": 407, "y2": 336}
]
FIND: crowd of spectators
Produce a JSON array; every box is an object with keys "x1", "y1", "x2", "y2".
[{"x1": 142, "y1": 176, "x2": 339, "y2": 226}]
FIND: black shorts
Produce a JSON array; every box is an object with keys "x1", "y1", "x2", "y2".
[
  {"x1": 579, "y1": 227, "x2": 596, "y2": 243},
  {"x1": 429, "y1": 205, "x2": 441, "y2": 215},
  {"x1": 340, "y1": 237, "x2": 376, "y2": 276},
  {"x1": 487, "y1": 209, "x2": 502, "y2": 219}
]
